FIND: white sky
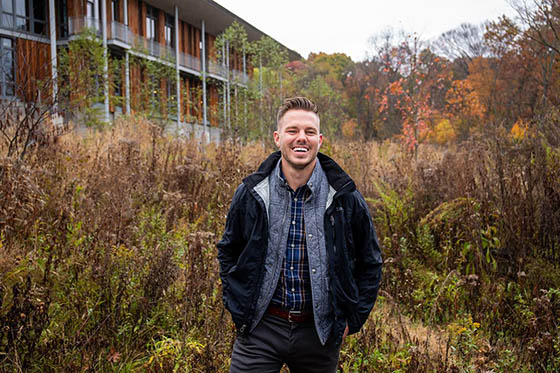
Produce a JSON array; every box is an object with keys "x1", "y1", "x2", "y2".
[{"x1": 213, "y1": 0, "x2": 519, "y2": 61}]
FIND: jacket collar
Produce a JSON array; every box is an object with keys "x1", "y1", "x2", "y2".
[{"x1": 243, "y1": 151, "x2": 356, "y2": 194}]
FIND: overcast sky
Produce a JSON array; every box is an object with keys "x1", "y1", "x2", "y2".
[{"x1": 213, "y1": 0, "x2": 519, "y2": 61}]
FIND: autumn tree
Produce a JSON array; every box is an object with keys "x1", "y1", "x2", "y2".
[{"x1": 432, "y1": 22, "x2": 490, "y2": 78}]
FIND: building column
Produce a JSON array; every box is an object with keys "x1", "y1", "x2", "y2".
[
  {"x1": 243, "y1": 46, "x2": 247, "y2": 131},
  {"x1": 174, "y1": 5, "x2": 180, "y2": 128},
  {"x1": 124, "y1": 0, "x2": 130, "y2": 114},
  {"x1": 48, "y1": 0, "x2": 57, "y2": 110},
  {"x1": 125, "y1": 52, "x2": 130, "y2": 114},
  {"x1": 101, "y1": 0, "x2": 110, "y2": 122},
  {"x1": 222, "y1": 43, "x2": 226, "y2": 130},
  {"x1": 201, "y1": 19, "x2": 208, "y2": 141},
  {"x1": 123, "y1": 0, "x2": 128, "y2": 27},
  {"x1": 226, "y1": 39, "x2": 230, "y2": 129}
]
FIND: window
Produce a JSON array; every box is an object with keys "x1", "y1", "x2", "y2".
[
  {"x1": 0, "y1": 0, "x2": 46, "y2": 35},
  {"x1": 111, "y1": 0, "x2": 119, "y2": 22},
  {"x1": 0, "y1": 37, "x2": 15, "y2": 97},
  {"x1": 164, "y1": 14, "x2": 173, "y2": 47},
  {"x1": 58, "y1": 0, "x2": 68, "y2": 37},
  {"x1": 145, "y1": 5, "x2": 157, "y2": 41},
  {"x1": 86, "y1": 0, "x2": 94, "y2": 18}
]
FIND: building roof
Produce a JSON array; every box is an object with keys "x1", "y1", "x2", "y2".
[{"x1": 147, "y1": 0, "x2": 302, "y2": 61}]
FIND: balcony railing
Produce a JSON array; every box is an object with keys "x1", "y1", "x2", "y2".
[
  {"x1": 232, "y1": 70, "x2": 249, "y2": 84},
  {"x1": 178, "y1": 51, "x2": 201, "y2": 72},
  {"x1": 208, "y1": 60, "x2": 227, "y2": 78},
  {"x1": 110, "y1": 21, "x2": 134, "y2": 44},
  {"x1": 64, "y1": 18, "x2": 249, "y2": 83},
  {"x1": 132, "y1": 35, "x2": 176, "y2": 62},
  {"x1": 68, "y1": 17, "x2": 101, "y2": 37}
]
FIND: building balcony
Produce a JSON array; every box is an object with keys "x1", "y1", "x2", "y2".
[
  {"x1": 64, "y1": 18, "x2": 247, "y2": 83},
  {"x1": 110, "y1": 21, "x2": 133, "y2": 45},
  {"x1": 208, "y1": 60, "x2": 227, "y2": 78},
  {"x1": 131, "y1": 35, "x2": 175, "y2": 62},
  {"x1": 68, "y1": 17, "x2": 101, "y2": 37},
  {"x1": 178, "y1": 51, "x2": 201, "y2": 72},
  {"x1": 232, "y1": 69, "x2": 249, "y2": 84}
]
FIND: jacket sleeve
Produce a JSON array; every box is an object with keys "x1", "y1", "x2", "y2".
[
  {"x1": 217, "y1": 184, "x2": 247, "y2": 277},
  {"x1": 347, "y1": 191, "x2": 383, "y2": 335}
]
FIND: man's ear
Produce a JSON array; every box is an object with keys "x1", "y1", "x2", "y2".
[{"x1": 273, "y1": 131, "x2": 280, "y2": 147}]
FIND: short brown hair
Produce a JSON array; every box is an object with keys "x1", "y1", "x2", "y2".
[{"x1": 276, "y1": 96, "x2": 319, "y2": 125}]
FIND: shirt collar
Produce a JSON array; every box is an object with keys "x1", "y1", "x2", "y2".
[{"x1": 274, "y1": 158, "x2": 323, "y2": 196}]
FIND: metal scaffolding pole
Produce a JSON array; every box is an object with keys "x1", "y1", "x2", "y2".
[
  {"x1": 243, "y1": 47, "x2": 247, "y2": 132},
  {"x1": 174, "y1": 5, "x2": 180, "y2": 128},
  {"x1": 101, "y1": 0, "x2": 110, "y2": 122},
  {"x1": 48, "y1": 0, "x2": 57, "y2": 110},
  {"x1": 222, "y1": 44, "x2": 226, "y2": 130},
  {"x1": 124, "y1": 0, "x2": 130, "y2": 115},
  {"x1": 226, "y1": 40, "x2": 230, "y2": 130},
  {"x1": 201, "y1": 19, "x2": 208, "y2": 142}
]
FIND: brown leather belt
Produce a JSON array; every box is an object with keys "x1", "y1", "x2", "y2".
[{"x1": 266, "y1": 305, "x2": 314, "y2": 323}]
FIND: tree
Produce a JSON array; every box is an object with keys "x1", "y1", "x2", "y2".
[{"x1": 432, "y1": 23, "x2": 490, "y2": 77}]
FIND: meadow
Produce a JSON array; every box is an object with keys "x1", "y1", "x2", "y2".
[{"x1": 1, "y1": 117, "x2": 559, "y2": 372}]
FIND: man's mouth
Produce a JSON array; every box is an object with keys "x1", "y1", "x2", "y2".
[{"x1": 293, "y1": 147, "x2": 309, "y2": 153}]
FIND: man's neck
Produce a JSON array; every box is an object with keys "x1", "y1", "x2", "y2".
[{"x1": 281, "y1": 159, "x2": 316, "y2": 191}]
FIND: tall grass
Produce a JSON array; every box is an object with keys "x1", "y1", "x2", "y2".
[{"x1": 1, "y1": 118, "x2": 559, "y2": 372}]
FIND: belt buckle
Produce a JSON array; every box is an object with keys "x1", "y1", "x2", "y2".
[{"x1": 288, "y1": 310, "x2": 301, "y2": 322}]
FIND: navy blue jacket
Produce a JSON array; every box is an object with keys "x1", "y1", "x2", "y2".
[{"x1": 217, "y1": 151, "x2": 382, "y2": 342}]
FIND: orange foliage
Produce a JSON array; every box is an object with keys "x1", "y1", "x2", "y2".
[{"x1": 341, "y1": 119, "x2": 358, "y2": 139}]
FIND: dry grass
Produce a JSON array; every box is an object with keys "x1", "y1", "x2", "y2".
[{"x1": 0, "y1": 119, "x2": 559, "y2": 372}]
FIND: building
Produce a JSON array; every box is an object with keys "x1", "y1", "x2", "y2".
[{"x1": 0, "y1": 0, "x2": 300, "y2": 137}]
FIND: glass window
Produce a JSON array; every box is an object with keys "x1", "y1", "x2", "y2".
[
  {"x1": 164, "y1": 14, "x2": 173, "y2": 47},
  {"x1": 0, "y1": 36, "x2": 15, "y2": 97},
  {"x1": 164, "y1": 24, "x2": 172, "y2": 46},
  {"x1": 0, "y1": 0, "x2": 46, "y2": 34},
  {"x1": 146, "y1": 17, "x2": 155, "y2": 40},
  {"x1": 2, "y1": 0, "x2": 12, "y2": 13},
  {"x1": 1, "y1": 13, "x2": 13, "y2": 28},
  {"x1": 15, "y1": 0, "x2": 27, "y2": 31},
  {"x1": 111, "y1": 0, "x2": 119, "y2": 22},
  {"x1": 86, "y1": 0, "x2": 94, "y2": 18},
  {"x1": 145, "y1": 5, "x2": 157, "y2": 41}
]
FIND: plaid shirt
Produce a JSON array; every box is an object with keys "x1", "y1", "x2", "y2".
[{"x1": 270, "y1": 182, "x2": 313, "y2": 312}]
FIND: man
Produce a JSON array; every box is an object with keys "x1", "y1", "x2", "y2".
[{"x1": 217, "y1": 97, "x2": 382, "y2": 372}]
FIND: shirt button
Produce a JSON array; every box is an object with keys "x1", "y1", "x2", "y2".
[
  {"x1": 294, "y1": 198, "x2": 298, "y2": 201},
  {"x1": 291, "y1": 244, "x2": 295, "y2": 248},
  {"x1": 312, "y1": 268, "x2": 317, "y2": 274},
  {"x1": 292, "y1": 220, "x2": 295, "y2": 225},
  {"x1": 291, "y1": 288, "x2": 295, "y2": 292},
  {"x1": 308, "y1": 234, "x2": 313, "y2": 238},
  {"x1": 290, "y1": 266, "x2": 294, "y2": 270}
]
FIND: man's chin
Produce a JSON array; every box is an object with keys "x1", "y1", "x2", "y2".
[{"x1": 284, "y1": 157, "x2": 314, "y2": 170}]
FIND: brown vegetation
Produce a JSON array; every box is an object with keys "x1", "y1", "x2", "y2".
[{"x1": 0, "y1": 116, "x2": 559, "y2": 371}]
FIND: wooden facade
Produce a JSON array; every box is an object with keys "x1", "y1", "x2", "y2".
[
  {"x1": 15, "y1": 39, "x2": 51, "y2": 103},
  {"x1": 0, "y1": 0, "x2": 287, "y2": 129}
]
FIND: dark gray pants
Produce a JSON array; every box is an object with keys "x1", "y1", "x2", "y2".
[{"x1": 230, "y1": 314, "x2": 342, "y2": 373}]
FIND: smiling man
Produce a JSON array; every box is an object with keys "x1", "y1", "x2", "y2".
[{"x1": 218, "y1": 97, "x2": 383, "y2": 372}]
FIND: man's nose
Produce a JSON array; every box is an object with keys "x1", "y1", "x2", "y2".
[{"x1": 295, "y1": 130, "x2": 307, "y2": 142}]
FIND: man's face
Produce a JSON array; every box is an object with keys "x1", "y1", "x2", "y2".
[{"x1": 274, "y1": 109, "x2": 323, "y2": 171}]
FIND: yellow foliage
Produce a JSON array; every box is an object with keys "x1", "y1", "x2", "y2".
[
  {"x1": 511, "y1": 119, "x2": 528, "y2": 141},
  {"x1": 429, "y1": 118, "x2": 456, "y2": 144}
]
